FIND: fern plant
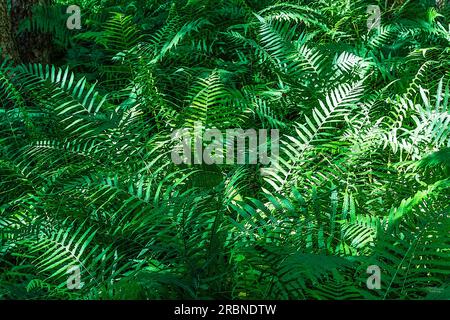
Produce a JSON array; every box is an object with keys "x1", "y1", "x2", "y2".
[{"x1": 0, "y1": 0, "x2": 449, "y2": 300}]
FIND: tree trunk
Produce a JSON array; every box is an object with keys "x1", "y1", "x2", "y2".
[
  {"x1": 10, "y1": 0, "x2": 52, "y2": 63},
  {"x1": 0, "y1": 0, "x2": 19, "y2": 61}
]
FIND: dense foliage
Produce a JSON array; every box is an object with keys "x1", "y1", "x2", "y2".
[{"x1": 0, "y1": 0, "x2": 449, "y2": 300}]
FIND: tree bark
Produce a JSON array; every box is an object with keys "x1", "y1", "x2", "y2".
[
  {"x1": 0, "y1": 0, "x2": 19, "y2": 61},
  {"x1": 10, "y1": 0, "x2": 52, "y2": 63}
]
